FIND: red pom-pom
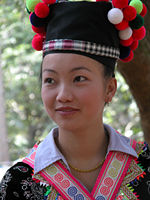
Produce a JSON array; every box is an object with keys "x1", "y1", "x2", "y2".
[
  {"x1": 123, "y1": 6, "x2": 137, "y2": 21},
  {"x1": 32, "y1": 34, "x2": 44, "y2": 51},
  {"x1": 120, "y1": 36, "x2": 133, "y2": 46},
  {"x1": 35, "y1": 2, "x2": 49, "y2": 18},
  {"x1": 42, "y1": 0, "x2": 56, "y2": 4},
  {"x1": 112, "y1": 0, "x2": 128, "y2": 9},
  {"x1": 132, "y1": 26, "x2": 146, "y2": 40},
  {"x1": 121, "y1": 50, "x2": 134, "y2": 62},
  {"x1": 32, "y1": 25, "x2": 46, "y2": 34},
  {"x1": 140, "y1": 3, "x2": 147, "y2": 17},
  {"x1": 115, "y1": 20, "x2": 128, "y2": 30},
  {"x1": 130, "y1": 40, "x2": 139, "y2": 50}
]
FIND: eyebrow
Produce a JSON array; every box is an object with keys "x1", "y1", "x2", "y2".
[
  {"x1": 70, "y1": 66, "x2": 92, "y2": 73},
  {"x1": 42, "y1": 66, "x2": 91, "y2": 74},
  {"x1": 43, "y1": 69, "x2": 57, "y2": 74}
]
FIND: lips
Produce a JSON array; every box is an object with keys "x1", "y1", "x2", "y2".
[
  {"x1": 55, "y1": 107, "x2": 80, "y2": 116},
  {"x1": 55, "y1": 107, "x2": 79, "y2": 112}
]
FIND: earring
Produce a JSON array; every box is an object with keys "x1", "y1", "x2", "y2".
[{"x1": 105, "y1": 97, "x2": 111, "y2": 106}]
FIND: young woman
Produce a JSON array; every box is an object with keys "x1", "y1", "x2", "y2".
[{"x1": 0, "y1": 0, "x2": 149, "y2": 199}]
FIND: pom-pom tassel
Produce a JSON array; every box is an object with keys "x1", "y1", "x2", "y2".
[
  {"x1": 26, "y1": 0, "x2": 41, "y2": 13},
  {"x1": 132, "y1": 26, "x2": 146, "y2": 40},
  {"x1": 32, "y1": 34, "x2": 45, "y2": 51},
  {"x1": 120, "y1": 36, "x2": 133, "y2": 46},
  {"x1": 129, "y1": 14, "x2": 144, "y2": 29},
  {"x1": 35, "y1": 2, "x2": 50, "y2": 18},
  {"x1": 32, "y1": 25, "x2": 46, "y2": 34},
  {"x1": 129, "y1": 0, "x2": 143, "y2": 14},
  {"x1": 42, "y1": 0, "x2": 56, "y2": 4},
  {"x1": 140, "y1": 3, "x2": 147, "y2": 17},
  {"x1": 112, "y1": 0, "x2": 128, "y2": 9},
  {"x1": 123, "y1": 6, "x2": 137, "y2": 21},
  {"x1": 115, "y1": 20, "x2": 129, "y2": 31},
  {"x1": 108, "y1": 8, "x2": 124, "y2": 25},
  {"x1": 30, "y1": 12, "x2": 48, "y2": 27},
  {"x1": 121, "y1": 50, "x2": 134, "y2": 62},
  {"x1": 119, "y1": 27, "x2": 133, "y2": 40},
  {"x1": 130, "y1": 40, "x2": 139, "y2": 50}
]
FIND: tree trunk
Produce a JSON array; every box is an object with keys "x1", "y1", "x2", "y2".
[
  {"x1": 0, "y1": 50, "x2": 9, "y2": 162},
  {"x1": 118, "y1": 0, "x2": 150, "y2": 144}
]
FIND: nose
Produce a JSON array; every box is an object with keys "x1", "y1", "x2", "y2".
[{"x1": 56, "y1": 84, "x2": 73, "y2": 103}]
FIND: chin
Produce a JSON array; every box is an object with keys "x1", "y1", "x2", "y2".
[{"x1": 56, "y1": 121, "x2": 83, "y2": 132}]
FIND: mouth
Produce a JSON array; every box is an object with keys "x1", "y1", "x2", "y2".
[
  {"x1": 55, "y1": 107, "x2": 80, "y2": 116},
  {"x1": 55, "y1": 107, "x2": 79, "y2": 112}
]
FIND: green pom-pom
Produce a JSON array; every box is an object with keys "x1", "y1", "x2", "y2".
[
  {"x1": 129, "y1": 14, "x2": 144, "y2": 29},
  {"x1": 26, "y1": 0, "x2": 42, "y2": 12},
  {"x1": 129, "y1": 0, "x2": 143, "y2": 14}
]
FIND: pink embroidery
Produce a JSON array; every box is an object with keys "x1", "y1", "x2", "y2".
[
  {"x1": 23, "y1": 144, "x2": 38, "y2": 168},
  {"x1": 91, "y1": 152, "x2": 133, "y2": 200},
  {"x1": 38, "y1": 161, "x2": 95, "y2": 200},
  {"x1": 116, "y1": 153, "x2": 125, "y2": 161},
  {"x1": 60, "y1": 180, "x2": 70, "y2": 189},
  {"x1": 100, "y1": 186, "x2": 110, "y2": 196},
  {"x1": 104, "y1": 177, "x2": 114, "y2": 188},
  {"x1": 54, "y1": 173, "x2": 64, "y2": 182}
]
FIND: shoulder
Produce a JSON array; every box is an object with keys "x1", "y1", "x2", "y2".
[
  {"x1": 130, "y1": 142, "x2": 150, "y2": 199},
  {"x1": 0, "y1": 162, "x2": 46, "y2": 200},
  {"x1": 134, "y1": 141, "x2": 150, "y2": 165}
]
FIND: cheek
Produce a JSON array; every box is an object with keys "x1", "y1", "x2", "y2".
[
  {"x1": 41, "y1": 88, "x2": 54, "y2": 109},
  {"x1": 79, "y1": 85, "x2": 105, "y2": 109}
]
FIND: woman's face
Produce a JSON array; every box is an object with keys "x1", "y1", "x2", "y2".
[{"x1": 41, "y1": 53, "x2": 116, "y2": 131}]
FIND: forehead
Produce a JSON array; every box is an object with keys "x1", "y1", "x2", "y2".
[{"x1": 42, "y1": 53, "x2": 104, "y2": 73}]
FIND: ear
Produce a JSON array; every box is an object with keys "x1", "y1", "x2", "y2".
[{"x1": 105, "y1": 78, "x2": 117, "y2": 103}]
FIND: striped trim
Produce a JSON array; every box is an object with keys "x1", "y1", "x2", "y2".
[
  {"x1": 38, "y1": 161, "x2": 95, "y2": 200},
  {"x1": 22, "y1": 143, "x2": 38, "y2": 168},
  {"x1": 43, "y1": 39, "x2": 120, "y2": 59},
  {"x1": 92, "y1": 152, "x2": 133, "y2": 200}
]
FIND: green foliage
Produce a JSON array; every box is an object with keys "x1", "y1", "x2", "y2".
[
  {"x1": 0, "y1": 0, "x2": 143, "y2": 161},
  {"x1": 0, "y1": 0, "x2": 53, "y2": 160}
]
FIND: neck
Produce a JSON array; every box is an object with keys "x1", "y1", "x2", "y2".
[{"x1": 56, "y1": 124, "x2": 109, "y2": 167}]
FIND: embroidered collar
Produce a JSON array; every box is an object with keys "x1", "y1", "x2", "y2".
[{"x1": 34, "y1": 124, "x2": 138, "y2": 174}]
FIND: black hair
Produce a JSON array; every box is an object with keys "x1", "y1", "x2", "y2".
[{"x1": 103, "y1": 64, "x2": 115, "y2": 78}]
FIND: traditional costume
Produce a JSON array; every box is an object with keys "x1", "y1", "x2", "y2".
[
  {"x1": 0, "y1": 0, "x2": 149, "y2": 199},
  {"x1": 1, "y1": 125, "x2": 150, "y2": 199}
]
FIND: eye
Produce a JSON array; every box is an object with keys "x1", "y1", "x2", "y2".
[
  {"x1": 44, "y1": 78, "x2": 55, "y2": 84},
  {"x1": 74, "y1": 76, "x2": 87, "y2": 82}
]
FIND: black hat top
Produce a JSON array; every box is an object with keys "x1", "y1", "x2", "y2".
[{"x1": 26, "y1": 0, "x2": 147, "y2": 68}]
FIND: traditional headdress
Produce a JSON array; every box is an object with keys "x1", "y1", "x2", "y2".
[{"x1": 26, "y1": 0, "x2": 147, "y2": 68}]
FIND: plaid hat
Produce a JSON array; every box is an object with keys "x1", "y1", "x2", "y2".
[{"x1": 27, "y1": 0, "x2": 147, "y2": 68}]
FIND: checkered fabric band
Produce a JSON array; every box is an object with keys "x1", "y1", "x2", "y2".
[{"x1": 43, "y1": 39, "x2": 120, "y2": 59}]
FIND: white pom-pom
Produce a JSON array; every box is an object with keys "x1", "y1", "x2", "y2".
[
  {"x1": 119, "y1": 27, "x2": 133, "y2": 40},
  {"x1": 107, "y1": 8, "x2": 123, "y2": 25}
]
